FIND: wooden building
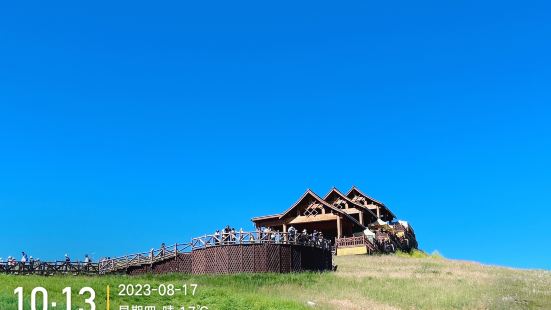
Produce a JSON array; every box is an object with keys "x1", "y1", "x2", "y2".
[
  {"x1": 346, "y1": 186, "x2": 395, "y2": 222},
  {"x1": 251, "y1": 186, "x2": 399, "y2": 242}
]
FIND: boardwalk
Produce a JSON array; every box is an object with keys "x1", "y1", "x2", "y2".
[
  {"x1": 1, "y1": 231, "x2": 332, "y2": 276},
  {"x1": 100, "y1": 231, "x2": 332, "y2": 274},
  {"x1": 0, "y1": 261, "x2": 99, "y2": 275}
]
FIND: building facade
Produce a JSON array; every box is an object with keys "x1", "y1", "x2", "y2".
[{"x1": 252, "y1": 186, "x2": 418, "y2": 254}]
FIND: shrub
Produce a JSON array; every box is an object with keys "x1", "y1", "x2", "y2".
[{"x1": 395, "y1": 249, "x2": 443, "y2": 259}]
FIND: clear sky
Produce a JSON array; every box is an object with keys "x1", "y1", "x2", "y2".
[{"x1": 0, "y1": 1, "x2": 550, "y2": 269}]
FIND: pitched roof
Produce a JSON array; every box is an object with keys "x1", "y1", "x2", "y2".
[
  {"x1": 251, "y1": 213, "x2": 282, "y2": 221},
  {"x1": 346, "y1": 186, "x2": 385, "y2": 206},
  {"x1": 346, "y1": 186, "x2": 396, "y2": 219},
  {"x1": 280, "y1": 189, "x2": 366, "y2": 229},
  {"x1": 323, "y1": 187, "x2": 378, "y2": 220}
]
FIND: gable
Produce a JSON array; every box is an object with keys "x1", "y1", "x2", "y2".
[
  {"x1": 324, "y1": 190, "x2": 351, "y2": 210},
  {"x1": 281, "y1": 191, "x2": 335, "y2": 219},
  {"x1": 278, "y1": 189, "x2": 366, "y2": 229},
  {"x1": 346, "y1": 187, "x2": 396, "y2": 220},
  {"x1": 324, "y1": 188, "x2": 378, "y2": 220}
]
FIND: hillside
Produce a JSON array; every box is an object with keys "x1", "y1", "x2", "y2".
[{"x1": 0, "y1": 254, "x2": 549, "y2": 309}]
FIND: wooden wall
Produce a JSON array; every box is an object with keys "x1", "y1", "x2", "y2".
[{"x1": 125, "y1": 244, "x2": 332, "y2": 275}]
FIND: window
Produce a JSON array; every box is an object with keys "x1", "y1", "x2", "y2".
[
  {"x1": 303, "y1": 201, "x2": 323, "y2": 216},
  {"x1": 334, "y1": 199, "x2": 347, "y2": 209}
]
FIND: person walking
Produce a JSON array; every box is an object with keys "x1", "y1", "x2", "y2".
[
  {"x1": 20, "y1": 252, "x2": 28, "y2": 272},
  {"x1": 63, "y1": 254, "x2": 71, "y2": 272}
]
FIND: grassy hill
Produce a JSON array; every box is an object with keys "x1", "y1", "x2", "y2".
[{"x1": 0, "y1": 253, "x2": 549, "y2": 309}]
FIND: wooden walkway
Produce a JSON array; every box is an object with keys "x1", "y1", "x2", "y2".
[
  {"x1": 99, "y1": 231, "x2": 331, "y2": 274},
  {"x1": 1, "y1": 261, "x2": 99, "y2": 275},
  {"x1": 1, "y1": 225, "x2": 414, "y2": 275},
  {"x1": 3, "y1": 231, "x2": 330, "y2": 276}
]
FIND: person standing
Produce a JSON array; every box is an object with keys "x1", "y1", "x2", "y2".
[
  {"x1": 239, "y1": 227, "x2": 244, "y2": 243},
  {"x1": 83, "y1": 254, "x2": 91, "y2": 271},
  {"x1": 29, "y1": 256, "x2": 35, "y2": 271},
  {"x1": 20, "y1": 252, "x2": 28, "y2": 272},
  {"x1": 230, "y1": 227, "x2": 236, "y2": 243},
  {"x1": 288, "y1": 226, "x2": 296, "y2": 243}
]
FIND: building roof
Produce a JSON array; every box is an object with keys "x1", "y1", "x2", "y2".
[
  {"x1": 251, "y1": 187, "x2": 394, "y2": 227},
  {"x1": 251, "y1": 213, "x2": 281, "y2": 221},
  {"x1": 323, "y1": 187, "x2": 378, "y2": 221},
  {"x1": 346, "y1": 186, "x2": 396, "y2": 219},
  {"x1": 278, "y1": 189, "x2": 366, "y2": 229}
]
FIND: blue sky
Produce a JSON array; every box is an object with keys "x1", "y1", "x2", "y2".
[{"x1": 0, "y1": 1, "x2": 550, "y2": 269}]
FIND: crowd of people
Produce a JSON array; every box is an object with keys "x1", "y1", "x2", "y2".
[
  {"x1": 0, "y1": 252, "x2": 39, "y2": 268},
  {"x1": 213, "y1": 225, "x2": 241, "y2": 244},
  {"x1": 285, "y1": 226, "x2": 325, "y2": 245},
  {"x1": 208, "y1": 225, "x2": 328, "y2": 247},
  {"x1": 0, "y1": 252, "x2": 94, "y2": 270}
]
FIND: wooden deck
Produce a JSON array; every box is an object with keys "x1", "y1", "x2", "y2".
[{"x1": 335, "y1": 222, "x2": 417, "y2": 256}]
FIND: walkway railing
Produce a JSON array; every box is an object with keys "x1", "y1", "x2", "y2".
[
  {"x1": 1, "y1": 261, "x2": 99, "y2": 275},
  {"x1": 335, "y1": 235, "x2": 369, "y2": 248},
  {"x1": 99, "y1": 231, "x2": 331, "y2": 274},
  {"x1": 335, "y1": 235, "x2": 379, "y2": 253},
  {"x1": 98, "y1": 242, "x2": 193, "y2": 274}
]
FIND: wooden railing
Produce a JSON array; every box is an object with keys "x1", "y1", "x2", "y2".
[
  {"x1": 1, "y1": 261, "x2": 99, "y2": 275},
  {"x1": 388, "y1": 223, "x2": 417, "y2": 251},
  {"x1": 99, "y1": 231, "x2": 332, "y2": 274},
  {"x1": 335, "y1": 235, "x2": 368, "y2": 248},
  {"x1": 335, "y1": 227, "x2": 418, "y2": 254},
  {"x1": 98, "y1": 242, "x2": 192, "y2": 274},
  {"x1": 2, "y1": 229, "x2": 416, "y2": 275},
  {"x1": 335, "y1": 235, "x2": 378, "y2": 253}
]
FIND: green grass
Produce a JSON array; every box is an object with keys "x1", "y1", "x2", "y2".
[
  {"x1": 1, "y1": 255, "x2": 549, "y2": 309},
  {"x1": 394, "y1": 249, "x2": 441, "y2": 259}
]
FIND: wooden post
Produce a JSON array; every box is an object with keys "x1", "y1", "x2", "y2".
[
  {"x1": 337, "y1": 216, "x2": 342, "y2": 238},
  {"x1": 359, "y1": 211, "x2": 364, "y2": 225},
  {"x1": 283, "y1": 224, "x2": 288, "y2": 242},
  {"x1": 376, "y1": 206, "x2": 380, "y2": 218}
]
